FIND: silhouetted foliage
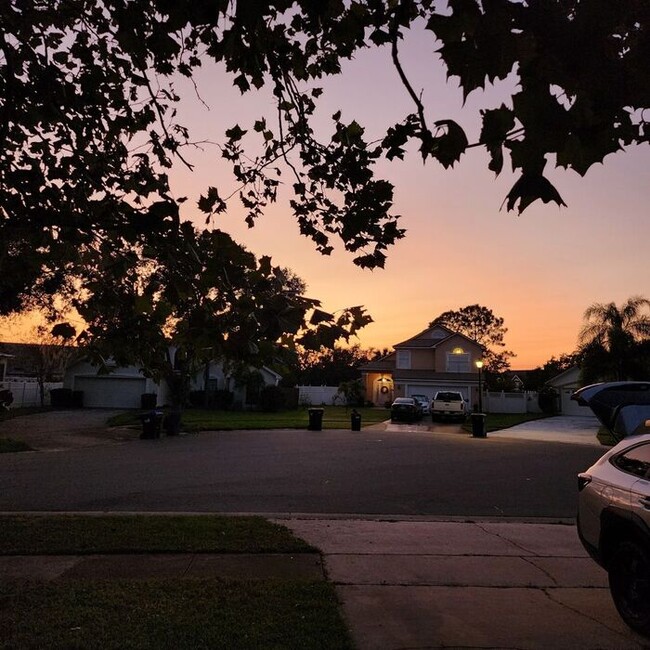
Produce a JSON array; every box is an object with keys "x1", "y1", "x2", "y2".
[{"x1": 430, "y1": 304, "x2": 515, "y2": 373}]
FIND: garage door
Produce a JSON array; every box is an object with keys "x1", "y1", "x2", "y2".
[
  {"x1": 561, "y1": 389, "x2": 591, "y2": 416},
  {"x1": 407, "y1": 385, "x2": 470, "y2": 401},
  {"x1": 73, "y1": 376, "x2": 147, "y2": 408}
]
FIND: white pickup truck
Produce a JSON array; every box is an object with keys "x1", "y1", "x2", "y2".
[{"x1": 431, "y1": 391, "x2": 468, "y2": 421}]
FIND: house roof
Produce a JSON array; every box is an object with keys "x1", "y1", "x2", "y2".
[
  {"x1": 546, "y1": 365, "x2": 582, "y2": 389},
  {"x1": 359, "y1": 352, "x2": 395, "y2": 373},
  {"x1": 394, "y1": 325, "x2": 483, "y2": 351},
  {"x1": 0, "y1": 341, "x2": 74, "y2": 379}
]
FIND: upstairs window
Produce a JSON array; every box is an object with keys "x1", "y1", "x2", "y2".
[
  {"x1": 396, "y1": 350, "x2": 411, "y2": 369},
  {"x1": 446, "y1": 350, "x2": 470, "y2": 373}
]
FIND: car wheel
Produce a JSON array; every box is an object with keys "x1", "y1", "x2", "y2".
[{"x1": 608, "y1": 539, "x2": 650, "y2": 636}]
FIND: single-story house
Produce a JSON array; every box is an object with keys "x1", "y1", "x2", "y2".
[
  {"x1": 63, "y1": 357, "x2": 281, "y2": 409},
  {"x1": 546, "y1": 366, "x2": 592, "y2": 416},
  {"x1": 0, "y1": 341, "x2": 70, "y2": 381},
  {"x1": 360, "y1": 325, "x2": 485, "y2": 408}
]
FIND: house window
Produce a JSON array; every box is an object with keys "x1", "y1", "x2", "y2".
[
  {"x1": 446, "y1": 352, "x2": 470, "y2": 373},
  {"x1": 396, "y1": 350, "x2": 411, "y2": 369}
]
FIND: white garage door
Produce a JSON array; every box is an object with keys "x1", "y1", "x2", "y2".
[
  {"x1": 407, "y1": 385, "x2": 470, "y2": 401},
  {"x1": 561, "y1": 389, "x2": 591, "y2": 417},
  {"x1": 73, "y1": 376, "x2": 147, "y2": 408}
]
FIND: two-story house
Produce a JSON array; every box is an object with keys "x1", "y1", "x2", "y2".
[{"x1": 360, "y1": 325, "x2": 485, "y2": 407}]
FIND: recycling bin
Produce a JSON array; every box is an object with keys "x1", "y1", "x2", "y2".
[
  {"x1": 471, "y1": 413, "x2": 487, "y2": 438},
  {"x1": 351, "y1": 410, "x2": 362, "y2": 431},
  {"x1": 308, "y1": 408, "x2": 324, "y2": 431},
  {"x1": 140, "y1": 410, "x2": 163, "y2": 439}
]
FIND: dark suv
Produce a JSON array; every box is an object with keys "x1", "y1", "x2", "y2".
[{"x1": 574, "y1": 382, "x2": 650, "y2": 636}]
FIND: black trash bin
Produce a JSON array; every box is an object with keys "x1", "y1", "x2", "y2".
[
  {"x1": 471, "y1": 413, "x2": 487, "y2": 438},
  {"x1": 307, "y1": 408, "x2": 324, "y2": 431},
  {"x1": 351, "y1": 409, "x2": 362, "y2": 431},
  {"x1": 140, "y1": 410, "x2": 163, "y2": 439}
]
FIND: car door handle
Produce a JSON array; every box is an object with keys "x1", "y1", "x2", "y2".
[{"x1": 639, "y1": 497, "x2": 650, "y2": 509}]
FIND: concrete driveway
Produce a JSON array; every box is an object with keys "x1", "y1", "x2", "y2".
[
  {"x1": 0, "y1": 409, "x2": 137, "y2": 452},
  {"x1": 488, "y1": 415, "x2": 603, "y2": 446}
]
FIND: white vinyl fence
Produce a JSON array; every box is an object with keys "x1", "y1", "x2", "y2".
[
  {"x1": 297, "y1": 385, "x2": 342, "y2": 406},
  {"x1": 485, "y1": 391, "x2": 541, "y2": 414},
  {"x1": 3, "y1": 380, "x2": 63, "y2": 408}
]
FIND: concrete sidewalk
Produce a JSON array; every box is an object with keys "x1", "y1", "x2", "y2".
[{"x1": 280, "y1": 518, "x2": 648, "y2": 649}]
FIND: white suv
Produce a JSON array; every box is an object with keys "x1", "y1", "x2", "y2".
[{"x1": 574, "y1": 382, "x2": 650, "y2": 636}]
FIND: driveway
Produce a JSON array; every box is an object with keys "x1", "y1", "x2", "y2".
[
  {"x1": 488, "y1": 415, "x2": 603, "y2": 446},
  {"x1": 0, "y1": 409, "x2": 137, "y2": 452}
]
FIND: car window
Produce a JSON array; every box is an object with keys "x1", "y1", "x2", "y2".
[
  {"x1": 436, "y1": 392, "x2": 462, "y2": 401},
  {"x1": 612, "y1": 442, "x2": 650, "y2": 478}
]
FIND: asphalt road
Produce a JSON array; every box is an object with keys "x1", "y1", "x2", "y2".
[{"x1": 0, "y1": 428, "x2": 604, "y2": 517}]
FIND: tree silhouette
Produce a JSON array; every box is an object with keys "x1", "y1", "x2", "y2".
[{"x1": 579, "y1": 296, "x2": 650, "y2": 381}]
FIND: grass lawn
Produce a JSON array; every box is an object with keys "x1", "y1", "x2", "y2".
[
  {"x1": 0, "y1": 408, "x2": 44, "y2": 453},
  {"x1": 0, "y1": 514, "x2": 314, "y2": 555},
  {"x1": 0, "y1": 438, "x2": 32, "y2": 453},
  {"x1": 108, "y1": 405, "x2": 389, "y2": 431},
  {"x1": 0, "y1": 515, "x2": 354, "y2": 649},
  {"x1": 0, "y1": 406, "x2": 50, "y2": 422},
  {"x1": 462, "y1": 412, "x2": 550, "y2": 434}
]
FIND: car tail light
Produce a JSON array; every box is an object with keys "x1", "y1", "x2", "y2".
[{"x1": 578, "y1": 473, "x2": 592, "y2": 491}]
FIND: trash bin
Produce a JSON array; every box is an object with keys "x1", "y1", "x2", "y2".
[
  {"x1": 140, "y1": 410, "x2": 163, "y2": 439},
  {"x1": 164, "y1": 408, "x2": 182, "y2": 436},
  {"x1": 308, "y1": 408, "x2": 324, "y2": 431},
  {"x1": 351, "y1": 409, "x2": 362, "y2": 431},
  {"x1": 471, "y1": 413, "x2": 487, "y2": 438}
]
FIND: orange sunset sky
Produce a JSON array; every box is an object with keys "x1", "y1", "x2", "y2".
[
  {"x1": 165, "y1": 27, "x2": 650, "y2": 370},
  {"x1": 8, "y1": 24, "x2": 649, "y2": 370}
]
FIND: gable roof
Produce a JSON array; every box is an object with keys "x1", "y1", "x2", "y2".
[
  {"x1": 394, "y1": 325, "x2": 483, "y2": 351},
  {"x1": 359, "y1": 352, "x2": 396, "y2": 373}
]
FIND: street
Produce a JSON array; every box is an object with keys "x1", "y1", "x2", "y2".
[{"x1": 0, "y1": 428, "x2": 603, "y2": 517}]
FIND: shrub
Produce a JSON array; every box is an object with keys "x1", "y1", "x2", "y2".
[
  {"x1": 258, "y1": 385, "x2": 286, "y2": 412},
  {"x1": 538, "y1": 387, "x2": 560, "y2": 414},
  {"x1": 188, "y1": 391, "x2": 205, "y2": 408},
  {"x1": 210, "y1": 389, "x2": 234, "y2": 410},
  {"x1": 50, "y1": 388, "x2": 73, "y2": 408}
]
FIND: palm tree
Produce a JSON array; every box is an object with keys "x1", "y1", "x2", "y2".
[{"x1": 579, "y1": 296, "x2": 650, "y2": 381}]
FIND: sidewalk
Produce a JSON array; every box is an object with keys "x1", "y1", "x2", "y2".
[{"x1": 280, "y1": 518, "x2": 647, "y2": 649}]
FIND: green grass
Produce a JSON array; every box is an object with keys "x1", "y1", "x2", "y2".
[
  {"x1": 0, "y1": 514, "x2": 353, "y2": 648},
  {"x1": 108, "y1": 405, "x2": 389, "y2": 431},
  {"x1": 0, "y1": 514, "x2": 314, "y2": 555},
  {"x1": 0, "y1": 580, "x2": 353, "y2": 650},
  {"x1": 462, "y1": 412, "x2": 550, "y2": 434},
  {"x1": 0, "y1": 406, "x2": 50, "y2": 422},
  {"x1": 0, "y1": 438, "x2": 32, "y2": 453}
]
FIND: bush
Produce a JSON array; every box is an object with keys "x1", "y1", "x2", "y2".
[
  {"x1": 538, "y1": 387, "x2": 560, "y2": 414},
  {"x1": 281, "y1": 387, "x2": 299, "y2": 409},
  {"x1": 210, "y1": 389, "x2": 234, "y2": 410},
  {"x1": 258, "y1": 385, "x2": 286, "y2": 412},
  {"x1": 50, "y1": 388, "x2": 73, "y2": 408},
  {"x1": 188, "y1": 391, "x2": 205, "y2": 408}
]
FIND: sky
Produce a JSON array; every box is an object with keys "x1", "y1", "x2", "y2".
[
  {"x1": 7, "y1": 21, "x2": 644, "y2": 369},
  {"x1": 161, "y1": 24, "x2": 649, "y2": 370}
]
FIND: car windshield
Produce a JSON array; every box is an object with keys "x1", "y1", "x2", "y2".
[
  {"x1": 393, "y1": 398, "x2": 413, "y2": 404},
  {"x1": 436, "y1": 392, "x2": 462, "y2": 401}
]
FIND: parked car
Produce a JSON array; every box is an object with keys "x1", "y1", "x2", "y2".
[
  {"x1": 431, "y1": 391, "x2": 467, "y2": 421},
  {"x1": 390, "y1": 397, "x2": 422, "y2": 423},
  {"x1": 411, "y1": 394, "x2": 431, "y2": 415},
  {"x1": 574, "y1": 381, "x2": 650, "y2": 636}
]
